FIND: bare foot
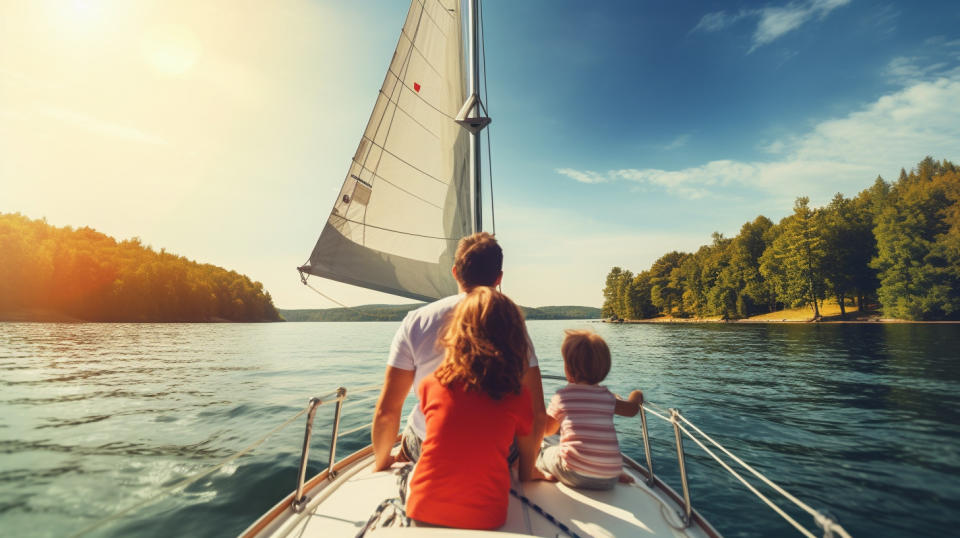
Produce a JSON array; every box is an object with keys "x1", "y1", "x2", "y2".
[{"x1": 618, "y1": 473, "x2": 635, "y2": 484}]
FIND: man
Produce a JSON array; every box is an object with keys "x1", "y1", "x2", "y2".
[{"x1": 371, "y1": 232, "x2": 549, "y2": 481}]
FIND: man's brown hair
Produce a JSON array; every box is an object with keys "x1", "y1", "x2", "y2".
[
  {"x1": 454, "y1": 232, "x2": 503, "y2": 288},
  {"x1": 561, "y1": 330, "x2": 611, "y2": 385},
  {"x1": 435, "y1": 287, "x2": 528, "y2": 400}
]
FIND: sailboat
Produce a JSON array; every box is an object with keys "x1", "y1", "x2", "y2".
[{"x1": 242, "y1": 1, "x2": 851, "y2": 536}]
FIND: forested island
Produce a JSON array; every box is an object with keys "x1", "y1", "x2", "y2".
[
  {"x1": 0, "y1": 213, "x2": 281, "y2": 322},
  {"x1": 603, "y1": 157, "x2": 960, "y2": 322},
  {"x1": 279, "y1": 305, "x2": 601, "y2": 322}
]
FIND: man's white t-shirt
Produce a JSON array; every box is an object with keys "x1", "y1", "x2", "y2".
[{"x1": 386, "y1": 293, "x2": 539, "y2": 439}]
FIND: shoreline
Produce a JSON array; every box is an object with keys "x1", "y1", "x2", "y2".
[
  {"x1": 605, "y1": 317, "x2": 960, "y2": 324},
  {"x1": 0, "y1": 308, "x2": 280, "y2": 323}
]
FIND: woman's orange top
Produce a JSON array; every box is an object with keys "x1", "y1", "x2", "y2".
[{"x1": 406, "y1": 375, "x2": 533, "y2": 529}]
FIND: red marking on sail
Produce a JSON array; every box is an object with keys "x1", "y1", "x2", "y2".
[{"x1": 413, "y1": 82, "x2": 421, "y2": 92}]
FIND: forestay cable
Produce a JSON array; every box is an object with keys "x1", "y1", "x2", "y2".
[{"x1": 479, "y1": 0, "x2": 496, "y2": 236}]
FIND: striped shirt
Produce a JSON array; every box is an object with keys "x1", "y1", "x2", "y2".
[{"x1": 547, "y1": 384, "x2": 622, "y2": 479}]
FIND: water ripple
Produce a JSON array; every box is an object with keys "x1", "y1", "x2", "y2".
[{"x1": 0, "y1": 321, "x2": 958, "y2": 537}]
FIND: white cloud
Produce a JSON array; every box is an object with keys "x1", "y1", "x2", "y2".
[
  {"x1": 662, "y1": 134, "x2": 691, "y2": 150},
  {"x1": 763, "y1": 140, "x2": 786, "y2": 154},
  {"x1": 693, "y1": 0, "x2": 852, "y2": 52},
  {"x1": 556, "y1": 76, "x2": 960, "y2": 203},
  {"x1": 884, "y1": 37, "x2": 960, "y2": 85},
  {"x1": 751, "y1": 0, "x2": 852, "y2": 52},
  {"x1": 692, "y1": 11, "x2": 750, "y2": 33},
  {"x1": 556, "y1": 168, "x2": 607, "y2": 184}
]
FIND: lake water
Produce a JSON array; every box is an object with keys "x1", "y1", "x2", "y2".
[{"x1": 1, "y1": 321, "x2": 958, "y2": 537}]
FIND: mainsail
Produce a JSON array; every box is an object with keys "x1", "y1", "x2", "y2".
[{"x1": 300, "y1": 0, "x2": 471, "y2": 302}]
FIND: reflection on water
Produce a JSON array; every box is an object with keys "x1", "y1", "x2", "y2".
[{"x1": 0, "y1": 321, "x2": 958, "y2": 537}]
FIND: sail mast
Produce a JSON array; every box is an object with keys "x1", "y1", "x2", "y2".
[{"x1": 468, "y1": 0, "x2": 482, "y2": 234}]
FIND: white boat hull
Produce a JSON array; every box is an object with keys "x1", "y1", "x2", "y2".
[{"x1": 241, "y1": 443, "x2": 720, "y2": 538}]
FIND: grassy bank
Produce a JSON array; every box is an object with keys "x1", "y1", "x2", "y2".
[{"x1": 609, "y1": 300, "x2": 937, "y2": 323}]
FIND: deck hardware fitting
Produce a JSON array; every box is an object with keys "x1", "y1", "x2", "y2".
[
  {"x1": 292, "y1": 396, "x2": 323, "y2": 513},
  {"x1": 671, "y1": 408, "x2": 693, "y2": 528},
  {"x1": 327, "y1": 387, "x2": 347, "y2": 481},
  {"x1": 639, "y1": 402, "x2": 655, "y2": 487}
]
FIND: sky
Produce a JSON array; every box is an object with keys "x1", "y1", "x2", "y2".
[{"x1": 1, "y1": 0, "x2": 959, "y2": 309}]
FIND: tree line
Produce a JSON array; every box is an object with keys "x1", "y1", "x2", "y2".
[
  {"x1": 602, "y1": 157, "x2": 960, "y2": 321},
  {"x1": 0, "y1": 213, "x2": 281, "y2": 322}
]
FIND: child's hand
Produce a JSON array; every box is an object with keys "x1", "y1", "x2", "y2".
[{"x1": 614, "y1": 390, "x2": 643, "y2": 417}]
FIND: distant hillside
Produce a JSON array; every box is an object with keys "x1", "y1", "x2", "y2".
[
  {"x1": 0, "y1": 213, "x2": 281, "y2": 322},
  {"x1": 279, "y1": 304, "x2": 601, "y2": 322},
  {"x1": 280, "y1": 304, "x2": 422, "y2": 322},
  {"x1": 522, "y1": 305, "x2": 603, "y2": 320}
]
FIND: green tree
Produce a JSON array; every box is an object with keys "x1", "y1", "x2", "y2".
[
  {"x1": 760, "y1": 197, "x2": 827, "y2": 318},
  {"x1": 821, "y1": 193, "x2": 877, "y2": 317},
  {"x1": 627, "y1": 271, "x2": 657, "y2": 319},
  {"x1": 602, "y1": 267, "x2": 624, "y2": 318},
  {"x1": 871, "y1": 159, "x2": 960, "y2": 319},
  {"x1": 649, "y1": 251, "x2": 687, "y2": 316},
  {"x1": 727, "y1": 216, "x2": 775, "y2": 317}
]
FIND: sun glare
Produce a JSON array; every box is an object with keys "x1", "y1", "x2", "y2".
[
  {"x1": 66, "y1": 0, "x2": 103, "y2": 23},
  {"x1": 141, "y1": 24, "x2": 201, "y2": 77}
]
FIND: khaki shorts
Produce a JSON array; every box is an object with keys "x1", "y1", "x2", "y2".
[{"x1": 536, "y1": 445, "x2": 617, "y2": 490}]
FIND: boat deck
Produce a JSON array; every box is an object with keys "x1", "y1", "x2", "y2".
[{"x1": 272, "y1": 453, "x2": 712, "y2": 537}]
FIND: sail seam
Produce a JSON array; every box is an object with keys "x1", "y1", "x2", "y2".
[
  {"x1": 425, "y1": 0, "x2": 458, "y2": 21},
  {"x1": 413, "y1": 0, "x2": 453, "y2": 39},
  {"x1": 377, "y1": 86, "x2": 443, "y2": 140},
  {"x1": 385, "y1": 69, "x2": 456, "y2": 121},
  {"x1": 331, "y1": 216, "x2": 457, "y2": 241},
  {"x1": 361, "y1": 168, "x2": 444, "y2": 209},
  {"x1": 398, "y1": 30, "x2": 445, "y2": 80},
  {"x1": 359, "y1": 136, "x2": 449, "y2": 186}
]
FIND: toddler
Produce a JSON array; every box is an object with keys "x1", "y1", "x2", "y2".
[{"x1": 537, "y1": 330, "x2": 643, "y2": 489}]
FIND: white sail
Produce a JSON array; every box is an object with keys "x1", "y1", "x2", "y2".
[{"x1": 300, "y1": 0, "x2": 470, "y2": 302}]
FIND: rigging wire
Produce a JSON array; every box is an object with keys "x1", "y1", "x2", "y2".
[
  {"x1": 677, "y1": 414, "x2": 852, "y2": 538},
  {"x1": 299, "y1": 272, "x2": 352, "y2": 309},
  {"x1": 639, "y1": 405, "x2": 851, "y2": 538},
  {"x1": 479, "y1": 0, "x2": 496, "y2": 237}
]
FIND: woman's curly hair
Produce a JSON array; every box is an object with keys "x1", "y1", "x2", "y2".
[{"x1": 434, "y1": 287, "x2": 528, "y2": 400}]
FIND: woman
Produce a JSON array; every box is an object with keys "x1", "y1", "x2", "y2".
[{"x1": 405, "y1": 287, "x2": 533, "y2": 529}]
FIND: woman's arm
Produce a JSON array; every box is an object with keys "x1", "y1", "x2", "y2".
[
  {"x1": 613, "y1": 389, "x2": 643, "y2": 417},
  {"x1": 517, "y1": 366, "x2": 552, "y2": 481},
  {"x1": 543, "y1": 413, "x2": 560, "y2": 436}
]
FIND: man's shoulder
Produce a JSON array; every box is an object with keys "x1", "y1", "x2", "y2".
[{"x1": 404, "y1": 294, "x2": 463, "y2": 323}]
